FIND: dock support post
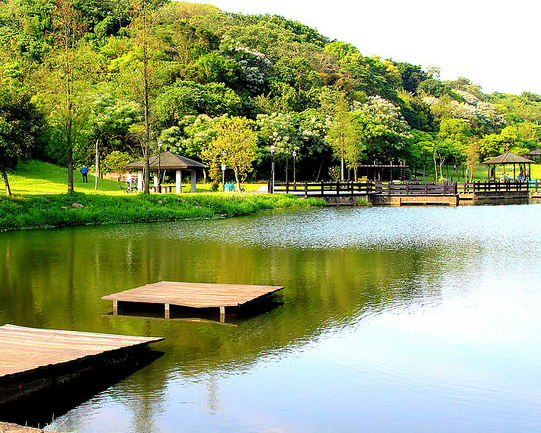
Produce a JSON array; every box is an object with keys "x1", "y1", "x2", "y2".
[
  {"x1": 165, "y1": 303, "x2": 170, "y2": 319},
  {"x1": 220, "y1": 306, "x2": 226, "y2": 322}
]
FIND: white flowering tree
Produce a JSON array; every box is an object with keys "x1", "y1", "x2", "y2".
[
  {"x1": 353, "y1": 96, "x2": 412, "y2": 163},
  {"x1": 256, "y1": 112, "x2": 302, "y2": 160},
  {"x1": 220, "y1": 36, "x2": 273, "y2": 95}
]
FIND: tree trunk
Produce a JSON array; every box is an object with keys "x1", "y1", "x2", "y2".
[
  {"x1": 67, "y1": 93, "x2": 74, "y2": 194},
  {"x1": 315, "y1": 159, "x2": 324, "y2": 182},
  {"x1": 142, "y1": 0, "x2": 150, "y2": 194},
  {"x1": 67, "y1": 147, "x2": 74, "y2": 193},
  {"x1": 2, "y1": 168, "x2": 12, "y2": 196},
  {"x1": 439, "y1": 157, "x2": 445, "y2": 181},
  {"x1": 94, "y1": 139, "x2": 99, "y2": 190},
  {"x1": 233, "y1": 167, "x2": 241, "y2": 191},
  {"x1": 433, "y1": 149, "x2": 438, "y2": 181}
]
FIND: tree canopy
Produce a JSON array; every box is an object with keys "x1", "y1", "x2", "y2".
[{"x1": 1, "y1": 0, "x2": 541, "y2": 188}]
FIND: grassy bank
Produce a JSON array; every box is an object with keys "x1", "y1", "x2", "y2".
[
  {"x1": 0, "y1": 160, "x2": 325, "y2": 231},
  {"x1": 0, "y1": 192, "x2": 325, "y2": 231}
]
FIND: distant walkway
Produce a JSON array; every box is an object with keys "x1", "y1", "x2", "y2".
[{"x1": 270, "y1": 180, "x2": 541, "y2": 206}]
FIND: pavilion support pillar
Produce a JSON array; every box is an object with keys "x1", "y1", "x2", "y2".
[
  {"x1": 219, "y1": 306, "x2": 226, "y2": 323},
  {"x1": 191, "y1": 170, "x2": 197, "y2": 193},
  {"x1": 165, "y1": 303, "x2": 170, "y2": 319},
  {"x1": 137, "y1": 170, "x2": 143, "y2": 192},
  {"x1": 176, "y1": 170, "x2": 182, "y2": 194},
  {"x1": 153, "y1": 172, "x2": 159, "y2": 191}
]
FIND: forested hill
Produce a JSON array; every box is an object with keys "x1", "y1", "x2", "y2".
[{"x1": 1, "y1": 0, "x2": 541, "y2": 185}]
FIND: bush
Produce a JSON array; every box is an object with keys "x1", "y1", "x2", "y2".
[{"x1": 101, "y1": 151, "x2": 133, "y2": 174}]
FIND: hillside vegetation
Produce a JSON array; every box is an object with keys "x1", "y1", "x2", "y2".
[{"x1": 1, "y1": 0, "x2": 541, "y2": 194}]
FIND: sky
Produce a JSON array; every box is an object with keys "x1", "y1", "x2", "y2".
[{"x1": 186, "y1": 0, "x2": 540, "y2": 95}]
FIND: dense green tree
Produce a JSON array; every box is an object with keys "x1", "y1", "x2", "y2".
[
  {"x1": 154, "y1": 81, "x2": 242, "y2": 129},
  {"x1": 0, "y1": 87, "x2": 45, "y2": 195},
  {"x1": 201, "y1": 116, "x2": 258, "y2": 189}
]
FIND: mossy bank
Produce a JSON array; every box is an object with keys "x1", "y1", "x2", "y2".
[{"x1": 0, "y1": 193, "x2": 326, "y2": 232}]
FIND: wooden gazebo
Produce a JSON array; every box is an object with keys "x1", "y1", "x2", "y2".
[
  {"x1": 482, "y1": 151, "x2": 535, "y2": 181},
  {"x1": 125, "y1": 151, "x2": 206, "y2": 193},
  {"x1": 526, "y1": 149, "x2": 541, "y2": 163}
]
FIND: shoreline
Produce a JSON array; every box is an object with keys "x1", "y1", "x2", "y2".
[{"x1": 0, "y1": 192, "x2": 326, "y2": 232}]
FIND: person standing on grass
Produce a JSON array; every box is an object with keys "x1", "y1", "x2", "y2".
[{"x1": 81, "y1": 165, "x2": 88, "y2": 183}]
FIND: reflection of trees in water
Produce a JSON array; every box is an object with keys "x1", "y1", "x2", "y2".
[{"x1": 0, "y1": 216, "x2": 485, "y2": 431}]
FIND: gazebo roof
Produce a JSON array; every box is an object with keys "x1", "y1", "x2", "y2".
[
  {"x1": 125, "y1": 151, "x2": 206, "y2": 170},
  {"x1": 526, "y1": 149, "x2": 541, "y2": 156},
  {"x1": 482, "y1": 151, "x2": 535, "y2": 165}
]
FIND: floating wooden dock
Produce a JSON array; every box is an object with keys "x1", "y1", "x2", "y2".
[
  {"x1": 0, "y1": 324, "x2": 163, "y2": 405},
  {"x1": 102, "y1": 281, "x2": 284, "y2": 320}
]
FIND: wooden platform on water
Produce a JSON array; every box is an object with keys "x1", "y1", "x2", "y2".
[
  {"x1": 102, "y1": 281, "x2": 284, "y2": 320},
  {"x1": 0, "y1": 324, "x2": 163, "y2": 381}
]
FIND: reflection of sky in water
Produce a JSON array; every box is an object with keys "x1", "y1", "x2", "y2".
[
  {"x1": 43, "y1": 204, "x2": 541, "y2": 432},
  {"x1": 160, "y1": 204, "x2": 541, "y2": 253}
]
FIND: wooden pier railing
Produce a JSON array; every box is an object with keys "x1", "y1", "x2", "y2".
[{"x1": 270, "y1": 180, "x2": 541, "y2": 197}]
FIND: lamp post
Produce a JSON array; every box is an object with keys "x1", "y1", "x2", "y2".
[
  {"x1": 222, "y1": 150, "x2": 227, "y2": 192},
  {"x1": 158, "y1": 140, "x2": 162, "y2": 192},
  {"x1": 292, "y1": 150, "x2": 297, "y2": 184},
  {"x1": 221, "y1": 164, "x2": 226, "y2": 192},
  {"x1": 285, "y1": 147, "x2": 289, "y2": 185},
  {"x1": 270, "y1": 145, "x2": 275, "y2": 194}
]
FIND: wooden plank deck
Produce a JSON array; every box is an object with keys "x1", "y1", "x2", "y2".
[
  {"x1": 102, "y1": 281, "x2": 284, "y2": 319},
  {"x1": 0, "y1": 324, "x2": 163, "y2": 380},
  {"x1": 0, "y1": 421, "x2": 51, "y2": 432}
]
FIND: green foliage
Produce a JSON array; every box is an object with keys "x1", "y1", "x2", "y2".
[
  {"x1": 154, "y1": 81, "x2": 242, "y2": 129},
  {"x1": 201, "y1": 116, "x2": 258, "y2": 186},
  {"x1": 0, "y1": 87, "x2": 45, "y2": 173},
  {"x1": 1, "y1": 0, "x2": 541, "y2": 186},
  {"x1": 101, "y1": 150, "x2": 133, "y2": 174}
]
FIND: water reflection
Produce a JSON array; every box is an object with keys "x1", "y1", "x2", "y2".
[{"x1": 1, "y1": 205, "x2": 541, "y2": 432}]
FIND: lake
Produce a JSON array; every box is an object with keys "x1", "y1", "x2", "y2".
[{"x1": 1, "y1": 204, "x2": 541, "y2": 432}]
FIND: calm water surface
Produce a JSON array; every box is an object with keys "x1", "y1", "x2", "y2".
[{"x1": 1, "y1": 205, "x2": 541, "y2": 432}]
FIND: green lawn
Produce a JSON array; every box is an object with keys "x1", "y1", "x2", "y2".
[{"x1": 3, "y1": 160, "x2": 266, "y2": 196}]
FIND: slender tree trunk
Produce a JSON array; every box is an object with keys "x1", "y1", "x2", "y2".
[
  {"x1": 2, "y1": 168, "x2": 11, "y2": 196},
  {"x1": 94, "y1": 139, "x2": 99, "y2": 190},
  {"x1": 67, "y1": 101, "x2": 73, "y2": 193},
  {"x1": 315, "y1": 159, "x2": 324, "y2": 181},
  {"x1": 142, "y1": 0, "x2": 150, "y2": 194},
  {"x1": 433, "y1": 149, "x2": 438, "y2": 181},
  {"x1": 233, "y1": 167, "x2": 241, "y2": 191}
]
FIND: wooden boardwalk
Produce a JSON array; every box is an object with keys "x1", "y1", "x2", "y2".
[
  {"x1": 0, "y1": 324, "x2": 163, "y2": 380},
  {"x1": 102, "y1": 281, "x2": 284, "y2": 319}
]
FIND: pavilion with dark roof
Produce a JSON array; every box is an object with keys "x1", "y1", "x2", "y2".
[
  {"x1": 125, "y1": 150, "x2": 206, "y2": 193},
  {"x1": 482, "y1": 151, "x2": 536, "y2": 181},
  {"x1": 526, "y1": 149, "x2": 541, "y2": 163}
]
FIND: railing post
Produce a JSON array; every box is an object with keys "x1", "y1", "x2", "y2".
[
  {"x1": 321, "y1": 181, "x2": 324, "y2": 196},
  {"x1": 304, "y1": 181, "x2": 308, "y2": 197}
]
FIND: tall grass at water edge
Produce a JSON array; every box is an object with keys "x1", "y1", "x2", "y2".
[{"x1": 0, "y1": 193, "x2": 325, "y2": 231}]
